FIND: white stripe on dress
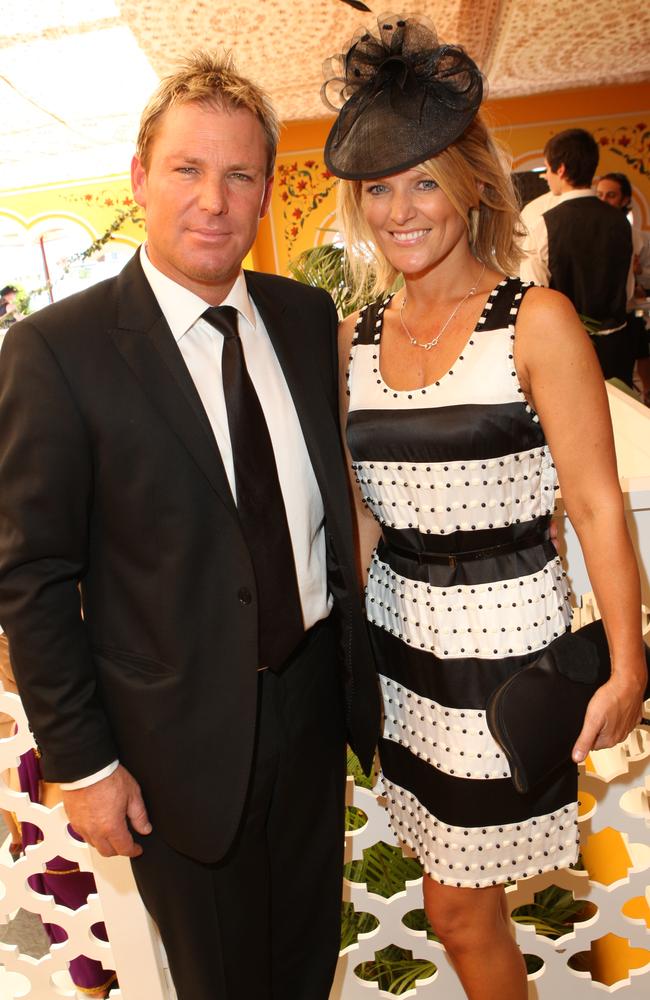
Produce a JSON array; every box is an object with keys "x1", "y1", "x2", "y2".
[
  {"x1": 383, "y1": 776, "x2": 579, "y2": 888},
  {"x1": 353, "y1": 447, "x2": 557, "y2": 534},
  {"x1": 367, "y1": 553, "x2": 572, "y2": 659},
  {"x1": 380, "y1": 675, "x2": 509, "y2": 779}
]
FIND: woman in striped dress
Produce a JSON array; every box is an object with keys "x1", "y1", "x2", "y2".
[{"x1": 323, "y1": 15, "x2": 647, "y2": 1000}]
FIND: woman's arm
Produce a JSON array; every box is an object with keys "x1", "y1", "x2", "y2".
[
  {"x1": 338, "y1": 313, "x2": 382, "y2": 588},
  {"x1": 515, "y1": 287, "x2": 647, "y2": 762}
]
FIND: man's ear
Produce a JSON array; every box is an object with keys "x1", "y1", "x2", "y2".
[
  {"x1": 556, "y1": 163, "x2": 568, "y2": 180},
  {"x1": 131, "y1": 155, "x2": 147, "y2": 209},
  {"x1": 259, "y1": 174, "x2": 274, "y2": 219}
]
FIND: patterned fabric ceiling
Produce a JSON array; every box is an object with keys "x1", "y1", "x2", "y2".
[{"x1": 1, "y1": 0, "x2": 649, "y2": 190}]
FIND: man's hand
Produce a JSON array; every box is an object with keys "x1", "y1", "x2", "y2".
[{"x1": 62, "y1": 764, "x2": 152, "y2": 858}]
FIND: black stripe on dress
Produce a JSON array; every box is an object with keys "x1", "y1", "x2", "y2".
[
  {"x1": 379, "y1": 737, "x2": 577, "y2": 828},
  {"x1": 374, "y1": 533, "x2": 560, "y2": 587},
  {"x1": 347, "y1": 402, "x2": 546, "y2": 463},
  {"x1": 369, "y1": 623, "x2": 558, "y2": 709}
]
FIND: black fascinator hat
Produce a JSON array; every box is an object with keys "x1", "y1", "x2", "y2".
[{"x1": 322, "y1": 13, "x2": 483, "y2": 180}]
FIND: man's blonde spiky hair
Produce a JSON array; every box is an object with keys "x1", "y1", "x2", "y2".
[{"x1": 136, "y1": 50, "x2": 281, "y2": 176}]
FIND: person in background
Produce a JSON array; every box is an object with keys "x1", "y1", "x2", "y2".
[
  {"x1": 324, "y1": 15, "x2": 646, "y2": 1000},
  {"x1": 0, "y1": 51, "x2": 380, "y2": 1000},
  {"x1": 520, "y1": 129, "x2": 634, "y2": 384},
  {"x1": 596, "y1": 171, "x2": 650, "y2": 401},
  {"x1": 0, "y1": 285, "x2": 24, "y2": 328}
]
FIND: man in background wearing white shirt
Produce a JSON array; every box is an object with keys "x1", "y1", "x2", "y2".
[
  {"x1": 596, "y1": 171, "x2": 650, "y2": 399},
  {"x1": 520, "y1": 128, "x2": 633, "y2": 383}
]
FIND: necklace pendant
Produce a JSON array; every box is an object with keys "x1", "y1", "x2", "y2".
[{"x1": 398, "y1": 262, "x2": 487, "y2": 354}]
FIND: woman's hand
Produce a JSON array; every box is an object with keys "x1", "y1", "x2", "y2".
[{"x1": 572, "y1": 667, "x2": 647, "y2": 763}]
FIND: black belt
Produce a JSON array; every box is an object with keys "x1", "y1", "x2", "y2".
[{"x1": 382, "y1": 526, "x2": 550, "y2": 568}]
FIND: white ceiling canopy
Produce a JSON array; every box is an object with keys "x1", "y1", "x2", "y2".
[{"x1": 1, "y1": 0, "x2": 649, "y2": 192}]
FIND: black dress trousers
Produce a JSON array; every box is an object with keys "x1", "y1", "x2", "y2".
[{"x1": 131, "y1": 616, "x2": 347, "y2": 1000}]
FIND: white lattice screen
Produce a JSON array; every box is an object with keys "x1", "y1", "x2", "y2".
[{"x1": 1, "y1": 598, "x2": 649, "y2": 999}]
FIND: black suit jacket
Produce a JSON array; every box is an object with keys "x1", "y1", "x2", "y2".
[{"x1": 0, "y1": 254, "x2": 380, "y2": 861}]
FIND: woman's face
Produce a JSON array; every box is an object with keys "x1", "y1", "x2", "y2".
[{"x1": 360, "y1": 167, "x2": 468, "y2": 276}]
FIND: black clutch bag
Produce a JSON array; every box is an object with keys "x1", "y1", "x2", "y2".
[{"x1": 486, "y1": 620, "x2": 650, "y2": 794}]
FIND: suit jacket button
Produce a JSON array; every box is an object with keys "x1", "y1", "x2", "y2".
[{"x1": 238, "y1": 587, "x2": 252, "y2": 606}]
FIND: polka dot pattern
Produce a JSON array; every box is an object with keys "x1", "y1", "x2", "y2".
[
  {"x1": 368, "y1": 552, "x2": 572, "y2": 659},
  {"x1": 353, "y1": 446, "x2": 557, "y2": 535},
  {"x1": 383, "y1": 778, "x2": 580, "y2": 888},
  {"x1": 380, "y1": 675, "x2": 510, "y2": 779}
]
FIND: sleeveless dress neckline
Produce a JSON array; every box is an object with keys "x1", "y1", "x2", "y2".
[{"x1": 376, "y1": 279, "x2": 509, "y2": 395}]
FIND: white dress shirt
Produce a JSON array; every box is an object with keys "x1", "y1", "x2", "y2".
[{"x1": 62, "y1": 246, "x2": 330, "y2": 789}]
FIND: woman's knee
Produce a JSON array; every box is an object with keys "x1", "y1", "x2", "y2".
[{"x1": 423, "y1": 880, "x2": 504, "y2": 953}]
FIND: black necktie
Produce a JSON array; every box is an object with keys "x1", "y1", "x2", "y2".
[{"x1": 203, "y1": 306, "x2": 304, "y2": 670}]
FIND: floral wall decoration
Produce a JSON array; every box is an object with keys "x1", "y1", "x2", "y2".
[
  {"x1": 595, "y1": 122, "x2": 650, "y2": 177},
  {"x1": 276, "y1": 157, "x2": 338, "y2": 252},
  {"x1": 65, "y1": 186, "x2": 135, "y2": 212},
  {"x1": 61, "y1": 185, "x2": 145, "y2": 244}
]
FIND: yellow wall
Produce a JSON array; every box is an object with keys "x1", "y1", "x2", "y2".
[
  {"x1": 1, "y1": 80, "x2": 648, "y2": 281},
  {"x1": 0, "y1": 174, "x2": 145, "y2": 249},
  {"x1": 255, "y1": 81, "x2": 650, "y2": 274}
]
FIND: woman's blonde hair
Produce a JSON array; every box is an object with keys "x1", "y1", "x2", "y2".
[{"x1": 338, "y1": 113, "x2": 524, "y2": 300}]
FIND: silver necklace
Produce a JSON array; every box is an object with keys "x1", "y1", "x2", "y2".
[{"x1": 399, "y1": 263, "x2": 487, "y2": 351}]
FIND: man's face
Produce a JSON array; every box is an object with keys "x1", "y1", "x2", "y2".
[
  {"x1": 596, "y1": 178, "x2": 628, "y2": 209},
  {"x1": 131, "y1": 101, "x2": 273, "y2": 304},
  {"x1": 542, "y1": 159, "x2": 564, "y2": 196}
]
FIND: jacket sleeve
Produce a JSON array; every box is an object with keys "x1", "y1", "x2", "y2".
[{"x1": 0, "y1": 320, "x2": 118, "y2": 780}]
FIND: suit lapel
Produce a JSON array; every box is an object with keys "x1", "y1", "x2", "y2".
[{"x1": 109, "y1": 255, "x2": 236, "y2": 513}]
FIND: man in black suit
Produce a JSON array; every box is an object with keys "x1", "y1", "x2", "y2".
[
  {"x1": 520, "y1": 128, "x2": 633, "y2": 383},
  {"x1": 0, "y1": 52, "x2": 379, "y2": 1000}
]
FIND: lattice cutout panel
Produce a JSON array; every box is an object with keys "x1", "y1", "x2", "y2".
[
  {"x1": 1, "y1": 599, "x2": 649, "y2": 999},
  {"x1": 331, "y1": 599, "x2": 650, "y2": 999},
  {"x1": 0, "y1": 687, "x2": 121, "y2": 999}
]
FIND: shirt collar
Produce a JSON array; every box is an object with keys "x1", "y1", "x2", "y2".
[
  {"x1": 139, "y1": 245, "x2": 256, "y2": 342},
  {"x1": 557, "y1": 188, "x2": 598, "y2": 205}
]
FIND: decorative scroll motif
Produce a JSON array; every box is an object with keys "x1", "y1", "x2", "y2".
[
  {"x1": 594, "y1": 123, "x2": 650, "y2": 177},
  {"x1": 276, "y1": 158, "x2": 337, "y2": 251}
]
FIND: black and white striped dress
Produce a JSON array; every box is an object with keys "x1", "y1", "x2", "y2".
[{"x1": 347, "y1": 277, "x2": 580, "y2": 888}]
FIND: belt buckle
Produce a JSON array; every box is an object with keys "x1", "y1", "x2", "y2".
[{"x1": 448, "y1": 553, "x2": 457, "y2": 569}]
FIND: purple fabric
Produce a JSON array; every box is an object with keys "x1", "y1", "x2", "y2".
[{"x1": 18, "y1": 749, "x2": 117, "y2": 994}]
